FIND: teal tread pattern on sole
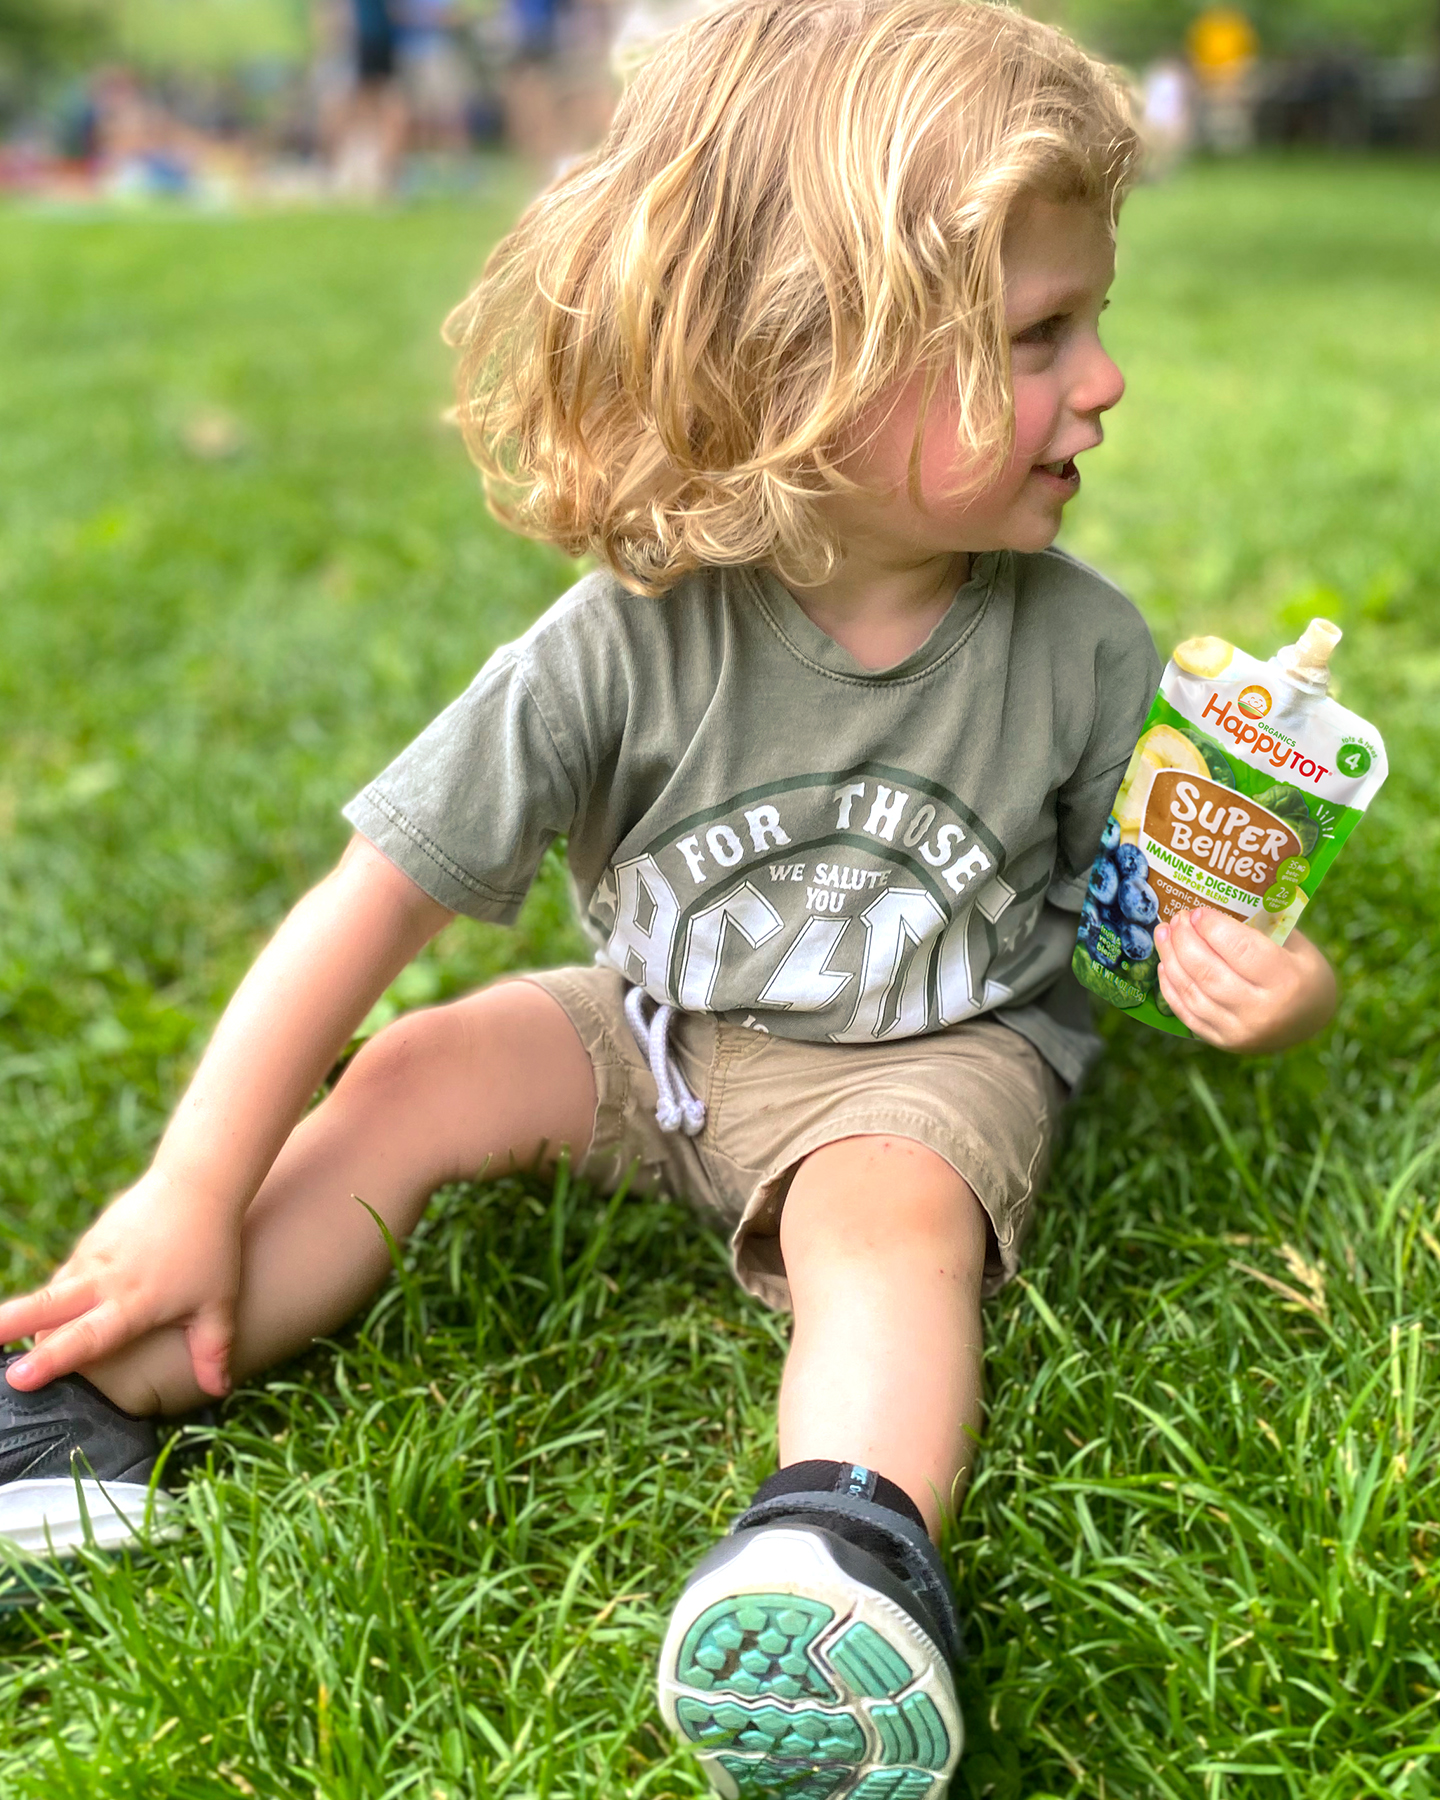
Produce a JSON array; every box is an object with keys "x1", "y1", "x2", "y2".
[
  {"x1": 677, "y1": 1697, "x2": 866, "y2": 1762},
  {"x1": 850, "y1": 1770, "x2": 937, "y2": 1800},
  {"x1": 715, "y1": 1755, "x2": 849, "y2": 1800},
  {"x1": 678, "y1": 1594, "x2": 838, "y2": 1699},
  {"x1": 871, "y1": 1693, "x2": 949, "y2": 1770},
  {"x1": 826, "y1": 1621, "x2": 913, "y2": 1699}
]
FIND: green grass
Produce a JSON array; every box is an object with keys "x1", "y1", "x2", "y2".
[{"x1": 0, "y1": 156, "x2": 1438, "y2": 1797}]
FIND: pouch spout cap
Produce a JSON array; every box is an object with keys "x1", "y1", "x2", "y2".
[{"x1": 1277, "y1": 616, "x2": 1341, "y2": 693}]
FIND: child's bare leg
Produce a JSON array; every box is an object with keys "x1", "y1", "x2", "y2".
[
  {"x1": 776, "y1": 1135, "x2": 989, "y2": 1539},
  {"x1": 656, "y1": 1135, "x2": 975, "y2": 1778},
  {"x1": 80, "y1": 981, "x2": 595, "y2": 1417}
]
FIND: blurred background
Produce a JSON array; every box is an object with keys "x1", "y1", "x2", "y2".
[{"x1": 0, "y1": 0, "x2": 1437, "y2": 203}]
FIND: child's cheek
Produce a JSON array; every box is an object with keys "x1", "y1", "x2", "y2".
[
  {"x1": 1011, "y1": 375, "x2": 1061, "y2": 464},
  {"x1": 916, "y1": 418, "x2": 983, "y2": 507}
]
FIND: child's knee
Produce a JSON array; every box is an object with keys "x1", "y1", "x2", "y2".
[
  {"x1": 338, "y1": 1001, "x2": 462, "y2": 1096},
  {"x1": 781, "y1": 1135, "x2": 990, "y2": 1276},
  {"x1": 338, "y1": 981, "x2": 530, "y2": 1094}
]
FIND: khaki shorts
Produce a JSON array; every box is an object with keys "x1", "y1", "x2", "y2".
[{"x1": 521, "y1": 966, "x2": 1068, "y2": 1312}]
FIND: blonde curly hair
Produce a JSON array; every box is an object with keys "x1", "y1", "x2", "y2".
[{"x1": 446, "y1": 0, "x2": 1138, "y2": 595}]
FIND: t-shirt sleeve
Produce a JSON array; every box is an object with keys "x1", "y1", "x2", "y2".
[
  {"x1": 342, "y1": 648, "x2": 581, "y2": 922},
  {"x1": 1051, "y1": 607, "x2": 1161, "y2": 903}
]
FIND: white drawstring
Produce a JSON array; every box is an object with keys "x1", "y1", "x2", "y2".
[{"x1": 624, "y1": 986, "x2": 707, "y2": 1137}]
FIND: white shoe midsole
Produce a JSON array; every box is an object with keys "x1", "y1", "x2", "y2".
[{"x1": 0, "y1": 1480, "x2": 180, "y2": 1556}]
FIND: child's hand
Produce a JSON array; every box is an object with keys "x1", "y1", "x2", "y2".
[
  {"x1": 1154, "y1": 911, "x2": 1337, "y2": 1053},
  {"x1": 0, "y1": 1173, "x2": 243, "y2": 1397}
]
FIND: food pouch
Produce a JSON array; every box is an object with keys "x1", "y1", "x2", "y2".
[{"x1": 1073, "y1": 618, "x2": 1386, "y2": 1037}]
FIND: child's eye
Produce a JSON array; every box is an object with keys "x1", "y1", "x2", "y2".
[
  {"x1": 1013, "y1": 314, "x2": 1066, "y2": 347},
  {"x1": 1012, "y1": 299, "x2": 1109, "y2": 349}
]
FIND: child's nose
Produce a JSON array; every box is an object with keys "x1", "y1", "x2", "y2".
[{"x1": 1080, "y1": 343, "x2": 1125, "y2": 417}]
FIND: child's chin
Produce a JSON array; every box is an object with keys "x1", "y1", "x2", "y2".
[{"x1": 1002, "y1": 516, "x2": 1066, "y2": 554}]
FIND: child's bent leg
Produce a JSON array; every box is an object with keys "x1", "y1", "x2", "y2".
[
  {"x1": 777, "y1": 1135, "x2": 989, "y2": 1539},
  {"x1": 658, "y1": 1134, "x2": 975, "y2": 1793},
  {"x1": 82, "y1": 980, "x2": 596, "y2": 1417}
]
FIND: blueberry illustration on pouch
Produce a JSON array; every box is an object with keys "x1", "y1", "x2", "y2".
[
  {"x1": 1088, "y1": 857, "x2": 1119, "y2": 906},
  {"x1": 1119, "y1": 920, "x2": 1154, "y2": 962},
  {"x1": 1076, "y1": 830, "x2": 1161, "y2": 1004},
  {"x1": 1119, "y1": 876, "x2": 1158, "y2": 925}
]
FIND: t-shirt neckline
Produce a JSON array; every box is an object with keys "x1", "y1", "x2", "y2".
[{"x1": 745, "y1": 553, "x2": 1001, "y2": 682}]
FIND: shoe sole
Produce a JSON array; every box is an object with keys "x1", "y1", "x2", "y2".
[
  {"x1": 0, "y1": 1479, "x2": 179, "y2": 1556},
  {"x1": 657, "y1": 1527, "x2": 963, "y2": 1800}
]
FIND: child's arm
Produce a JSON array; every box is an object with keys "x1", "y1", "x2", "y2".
[
  {"x1": 0, "y1": 836, "x2": 453, "y2": 1397},
  {"x1": 1153, "y1": 910, "x2": 1337, "y2": 1053}
]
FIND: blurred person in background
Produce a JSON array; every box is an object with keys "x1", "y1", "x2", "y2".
[
  {"x1": 318, "y1": 0, "x2": 409, "y2": 197},
  {"x1": 1139, "y1": 56, "x2": 1195, "y2": 177},
  {"x1": 501, "y1": 0, "x2": 564, "y2": 162},
  {"x1": 1187, "y1": 5, "x2": 1259, "y2": 154},
  {"x1": 89, "y1": 65, "x2": 202, "y2": 199},
  {"x1": 396, "y1": 0, "x2": 472, "y2": 154},
  {"x1": 503, "y1": 0, "x2": 615, "y2": 167}
]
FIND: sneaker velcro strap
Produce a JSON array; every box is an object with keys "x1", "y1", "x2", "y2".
[{"x1": 731, "y1": 1489, "x2": 963, "y2": 1667}]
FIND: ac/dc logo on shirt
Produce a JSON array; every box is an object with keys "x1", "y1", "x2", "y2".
[{"x1": 589, "y1": 764, "x2": 1048, "y2": 1043}]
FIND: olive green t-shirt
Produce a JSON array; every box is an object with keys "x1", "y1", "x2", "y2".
[{"x1": 344, "y1": 549, "x2": 1159, "y2": 1086}]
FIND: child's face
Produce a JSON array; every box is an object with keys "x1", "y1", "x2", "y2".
[{"x1": 836, "y1": 197, "x2": 1123, "y2": 562}]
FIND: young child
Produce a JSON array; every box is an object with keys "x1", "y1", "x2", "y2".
[{"x1": 0, "y1": 3, "x2": 1337, "y2": 1794}]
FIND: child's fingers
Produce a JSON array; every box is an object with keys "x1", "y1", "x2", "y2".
[
  {"x1": 4, "y1": 1299, "x2": 127, "y2": 1391},
  {"x1": 1156, "y1": 910, "x2": 1258, "y2": 1009},
  {"x1": 1155, "y1": 944, "x2": 1230, "y2": 1041},
  {"x1": 1155, "y1": 914, "x2": 1265, "y2": 1047},
  {"x1": 0, "y1": 1276, "x2": 98, "y2": 1357},
  {"x1": 1183, "y1": 906, "x2": 1284, "y2": 980},
  {"x1": 185, "y1": 1306, "x2": 235, "y2": 1399}
]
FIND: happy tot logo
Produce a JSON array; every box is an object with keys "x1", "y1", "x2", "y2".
[{"x1": 1237, "y1": 684, "x2": 1272, "y2": 720}]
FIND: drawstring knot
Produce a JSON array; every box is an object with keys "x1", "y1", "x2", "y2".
[{"x1": 624, "y1": 986, "x2": 706, "y2": 1137}]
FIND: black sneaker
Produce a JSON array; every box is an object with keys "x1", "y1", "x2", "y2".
[
  {"x1": 658, "y1": 1485, "x2": 964, "y2": 1800},
  {"x1": 0, "y1": 1353, "x2": 177, "y2": 1556}
]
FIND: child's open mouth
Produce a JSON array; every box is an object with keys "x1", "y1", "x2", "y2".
[{"x1": 1035, "y1": 458, "x2": 1080, "y2": 490}]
